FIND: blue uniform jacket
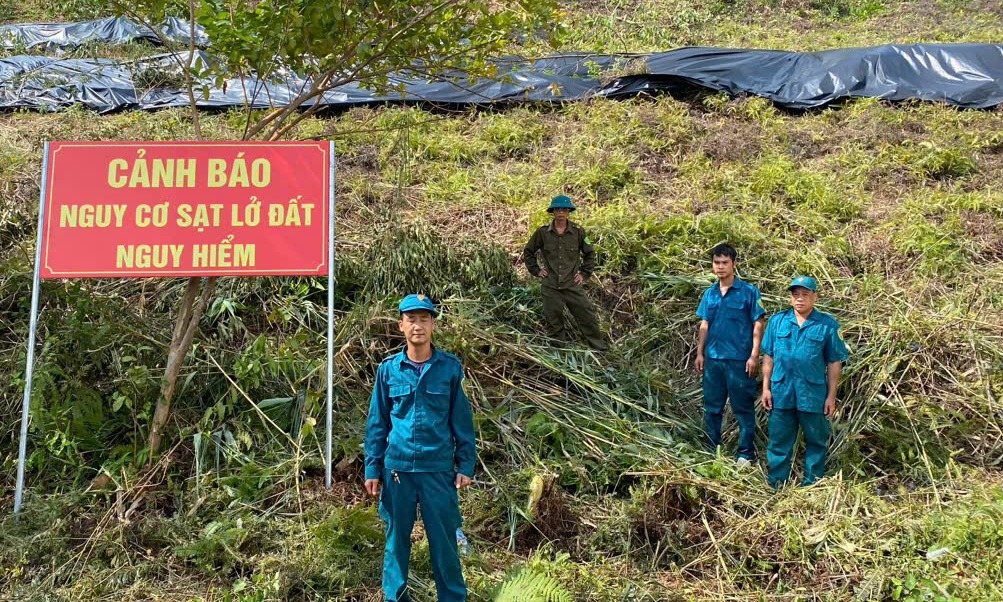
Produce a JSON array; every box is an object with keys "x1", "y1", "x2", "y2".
[
  {"x1": 364, "y1": 347, "x2": 476, "y2": 480},
  {"x1": 761, "y1": 308, "x2": 849, "y2": 413},
  {"x1": 696, "y1": 277, "x2": 766, "y2": 361}
]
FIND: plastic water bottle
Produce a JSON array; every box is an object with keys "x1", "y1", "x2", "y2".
[{"x1": 456, "y1": 528, "x2": 470, "y2": 556}]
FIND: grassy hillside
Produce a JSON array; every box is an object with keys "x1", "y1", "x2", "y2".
[
  {"x1": 563, "y1": 0, "x2": 1003, "y2": 51},
  {"x1": 2, "y1": 1, "x2": 1003, "y2": 600}
]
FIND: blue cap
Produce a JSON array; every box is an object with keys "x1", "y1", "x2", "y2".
[
  {"x1": 547, "y1": 195, "x2": 576, "y2": 213},
  {"x1": 788, "y1": 276, "x2": 818, "y2": 292},
  {"x1": 398, "y1": 294, "x2": 438, "y2": 316}
]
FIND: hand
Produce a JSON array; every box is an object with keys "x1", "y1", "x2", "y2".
[
  {"x1": 746, "y1": 355, "x2": 759, "y2": 377},
  {"x1": 538, "y1": 269, "x2": 549, "y2": 279},
  {"x1": 824, "y1": 396, "x2": 836, "y2": 418},
  {"x1": 455, "y1": 474, "x2": 473, "y2": 490},
  {"x1": 761, "y1": 389, "x2": 773, "y2": 411},
  {"x1": 574, "y1": 272, "x2": 585, "y2": 286},
  {"x1": 364, "y1": 478, "x2": 381, "y2": 496},
  {"x1": 695, "y1": 354, "x2": 704, "y2": 373}
]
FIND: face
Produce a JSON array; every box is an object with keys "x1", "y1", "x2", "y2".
[
  {"x1": 711, "y1": 254, "x2": 736, "y2": 280},
  {"x1": 399, "y1": 310, "x2": 435, "y2": 345},
  {"x1": 551, "y1": 208, "x2": 571, "y2": 220},
  {"x1": 789, "y1": 287, "x2": 817, "y2": 314}
]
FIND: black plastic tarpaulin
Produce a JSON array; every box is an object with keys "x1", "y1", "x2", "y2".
[
  {"x1": 616, "y1": 45, "x2": 1003, "y2": 110},
  {"x1": 1, "y1": 43, "x2": 1001, "y2": 113},
  {"x1": 0, "y1": 17, "x2": 207, "y2": 50}
]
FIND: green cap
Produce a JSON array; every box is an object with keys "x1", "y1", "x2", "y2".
[
  {"x1": 546, "y1": 195, "x2": 576, "y2": 213},
  {"x1": 788, "y1": 276, "x2": 818, "y2": 292},
  {"x1": 398, "y1": 294, "x2": 438, "y2": 316}
]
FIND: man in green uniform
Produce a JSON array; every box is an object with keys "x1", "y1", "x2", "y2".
[
  {"x1": 761, "y1": 276, "x2": 848, "y2": 488},
  {"x1": 695, "y1": 244, "x2": 765, "y2": 465},
  {"x1": 365, "y1": 294, "x2": 476, "y2": 601},
  {"x1": 522, "y1": 195, "x2": 608, "y2": 350}
]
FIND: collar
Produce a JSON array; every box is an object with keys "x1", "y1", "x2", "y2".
[
  {"x1": 395, "y1": 345, "x2": 440, "y2": 368},
  {"x1": 784, "y1": 308, "x2": 817, "y2": 326},
  {"x1": 726, "y1": 276, "x2": 747, "y2": 289},
  {"x1": 713, "y1": 276, "x2": 746, "y2": 296},
  {"x1": 547, "y1": 220, "x2": 577, "y2": 234}
]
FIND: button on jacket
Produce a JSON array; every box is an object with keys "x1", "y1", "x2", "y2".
[{"x1": 364, "y1": 347, "x2": 476, "y2": 480}]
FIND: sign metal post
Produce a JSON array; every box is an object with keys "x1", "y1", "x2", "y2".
[
  {"x1": 326, "y1": 141, "x2": 336, "y2": 489},
  {"x1": 14, "y1": 142, "x2": 50, "y2": 516}
]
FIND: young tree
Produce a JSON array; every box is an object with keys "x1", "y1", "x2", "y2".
[{"x1": 110, "y1": 0, "x2": 562, "y2": 458}]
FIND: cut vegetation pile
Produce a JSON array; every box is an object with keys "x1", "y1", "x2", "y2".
[{"x1": 2, "y1": 0, "x2": 1003, "y2": 600}]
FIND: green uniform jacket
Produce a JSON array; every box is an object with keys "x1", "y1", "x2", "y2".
[{"x1": 522, "y1": 220, "x2": 595, "y2": 290}]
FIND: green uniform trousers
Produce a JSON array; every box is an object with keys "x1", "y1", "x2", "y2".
[
  {"x1": 541, "y1": 284, "x2": 607, "y2": 350},
  {"x1": 767, "y1": 408, "x2": 830, "y2": 488},
  {"x1": 379, "y1": 469, "x2": 466, "y2": 602}
]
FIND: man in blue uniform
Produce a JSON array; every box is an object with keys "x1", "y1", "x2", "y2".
[
  {"x1": 695, "y1": 244, "x2": 766, "y2": 465},
  {"x1": 365, "y1": 294, "x2": 476, "y2": 602},
  {"x1": 761, "y1": 276, "x2": 849, "y2": 487}
]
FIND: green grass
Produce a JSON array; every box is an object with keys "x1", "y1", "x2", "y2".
[{"x1": 558, "y1": 0, "x2": 1003, "y2": 52}]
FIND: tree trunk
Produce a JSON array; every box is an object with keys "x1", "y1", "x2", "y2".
[{"x1": 147, "y1": 276, "x2": 217, "y2": 461}]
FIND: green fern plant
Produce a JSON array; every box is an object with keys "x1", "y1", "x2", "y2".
[{"x1": 494, "y1": 569, "x2": 573, "y2": 602}]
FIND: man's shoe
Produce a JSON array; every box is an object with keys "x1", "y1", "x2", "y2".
[{"x1": 736, "y1": 457, "x2": 753, "y2": 468}]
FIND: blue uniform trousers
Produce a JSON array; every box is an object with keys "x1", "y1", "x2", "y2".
[
  {"x1": 767, "y1": 408, "x2": 830, "y2": 487},
  {"x1": 379, "y1": 469, "x2": 466, "y2": 601},
  {"x1": 702, "y1": 359, "x2": 758, "y2": 460}
]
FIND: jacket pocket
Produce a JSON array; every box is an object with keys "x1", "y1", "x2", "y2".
[
  {"x1": 805, "y1": 328, "x2": 826, "y2": 352},
  {"x1": 390, "y1": 384, "x2": 412, "y2": 397},
  {"x1": 802, "y1": 369, "x2": 827, "y2": 385},
  {"x1": 389, "y1": 384, "x2": 413, "y2": 418},
  {"x1": 721, "y1": 296, "x2": 747, "y2": 321},
  {"x1": 775, "y1": 325, "x2": 794, "y2": 352},
  {"x1": 703, "y1": 299, "x2": 719, "y2": 323},
  {"x1": 425, "y1": 385, "x2": 450, "y2": 413}
]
